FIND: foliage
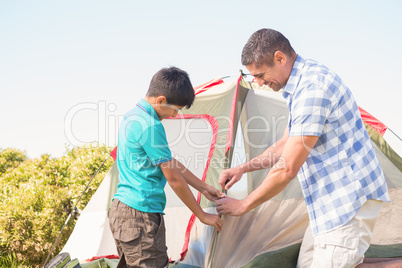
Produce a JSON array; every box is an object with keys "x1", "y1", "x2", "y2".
[
  {"x1": 0, "y1": 145, "x2": 114, "y2": 267},
  {"x1": 0, "y1": 148, "x2": 27, "y2": 175}
]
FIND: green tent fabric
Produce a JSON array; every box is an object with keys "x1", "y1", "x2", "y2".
[{"x1": 80, "y1": 258, "x2": 119, "y2": 268}]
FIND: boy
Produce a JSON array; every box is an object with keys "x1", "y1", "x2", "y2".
[{"x1": 109, "y1": 66, "x2": 224, "y2": 268}]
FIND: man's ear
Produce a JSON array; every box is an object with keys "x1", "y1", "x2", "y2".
[{"x1": 274, "y1": 51, "x2": 287, "y2": 66}]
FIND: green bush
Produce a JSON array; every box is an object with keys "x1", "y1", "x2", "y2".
[
  {"x1": 0, "y1": 145, "x2": 114, "y2": 267},
  {"x1": 0, "y1": 148, "x2": 27, "y2": 175}
]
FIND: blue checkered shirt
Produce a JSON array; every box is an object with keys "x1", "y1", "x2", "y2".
[{"x1": 282, "y1": 55, "x2": 390, "y2": 235}]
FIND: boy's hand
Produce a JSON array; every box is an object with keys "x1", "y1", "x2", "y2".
[
  {"x1": 202, "y1": 185, "x2": 225, "y2": 202},
  {"x1": 199, "y1": 212, "x2": 223, "y2": 232}
]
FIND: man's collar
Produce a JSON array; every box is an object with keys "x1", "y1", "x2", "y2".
[{"x1": 282, "y1": 55, "x2": 305, "y2": 97}]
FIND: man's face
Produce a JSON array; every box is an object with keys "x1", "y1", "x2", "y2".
[{"x1": 246, "y1": 59, "x2": 288, "y2": 91}]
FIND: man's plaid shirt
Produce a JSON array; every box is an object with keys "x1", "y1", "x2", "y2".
[{"x1": 282, "y1": 55, "x2": 390, "y2": 235}]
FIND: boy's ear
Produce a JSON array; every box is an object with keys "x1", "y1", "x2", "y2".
[{"x1": 155, "y1": 96, "x2": 167, "y2": 106}]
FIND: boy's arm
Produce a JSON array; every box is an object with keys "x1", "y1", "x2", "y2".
[
  {"x1": 174, "y1": 158, "x2": 225, "y2": 202},
  {"x1": 160, "y1": 160, "x2": 223, "y2": 232}
]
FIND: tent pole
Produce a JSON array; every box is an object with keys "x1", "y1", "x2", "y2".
[
  {"x1": 210, "y1": 73, "x2": 246, "y2": 268},
  {"x1": 209, "y1": 188, "x2": 226, "y2": 268},
  {"x1": 388, "y1": 127, "x2": 402, "y2": 143}
]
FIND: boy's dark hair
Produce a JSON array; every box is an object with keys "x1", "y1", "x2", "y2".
[{"x1": 147, "y1": 66, "x2": 195, "y2": 109}]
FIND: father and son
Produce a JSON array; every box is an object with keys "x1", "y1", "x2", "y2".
[{"x1": 108, "y1": 28, "x2": 392, "y2": 267}]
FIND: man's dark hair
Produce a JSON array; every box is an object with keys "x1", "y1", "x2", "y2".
[
  {"x1": 241, "y1": 28, "x2": 296, "y2": 67},
  {"x1": 147, "y1": 66, "x2": 195, "y2": 108}
]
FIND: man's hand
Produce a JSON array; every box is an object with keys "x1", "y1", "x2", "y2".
[
  {"x1": 202, "y1": 185, "x2": 225, "y2": 202},
  {"x1": 199, "y1": 212, "x2": 223, "y2": 232},
  {"x1": 218, "y1": 167, "x2": 244, "y2": 191},
  {"x1": 215, "y1": 197, "x2": 247, "y2": 216}
]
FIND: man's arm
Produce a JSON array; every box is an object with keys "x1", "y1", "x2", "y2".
[
  {"x1": 160, "y1": 160, "x2": 223, "y2": 232},
  {"x1": 174, "y1": 158, "x2": 225, "y2": 202},
  {"x1": 219, "y1": 127, "x2": 289, "y2": 191},
  {"x1": 216, "y1": 135, "x2": 318, "y2": 216},
  {"x1": 241, "y1": 127, "x2": 289, "y2": 173}
]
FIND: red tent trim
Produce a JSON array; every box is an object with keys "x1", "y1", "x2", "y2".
[
  {"x1": 165, "y1": 114, "x2": 219, "y2": 261},
  {"x1": 194, "y1": 78, "x2": 224, "y2": 95},
  {"x1": 110, "y1": 146, "x2": 117, "y2": 161},
  {"x1": 85, "y1": 254, "x2": 120, "y2": 262},
  {"x1": 359, "y1": 107, "x2": 387, "y2": 136},
  {"x1": 225, "y1": 75, "x2": 242, "y2": 155}
]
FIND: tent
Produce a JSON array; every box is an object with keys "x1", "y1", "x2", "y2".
[{"x1": 62, "y1": 75, "x2": 402, "y2": 267}]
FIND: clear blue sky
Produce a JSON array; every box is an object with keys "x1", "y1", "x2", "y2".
[{"x1": 1, "y1": 0, "x2": 401, "y2": 158}]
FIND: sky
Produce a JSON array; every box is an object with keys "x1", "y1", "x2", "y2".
[{"x1": 1, "y1": 0, "x2": 401, "y2": 159}]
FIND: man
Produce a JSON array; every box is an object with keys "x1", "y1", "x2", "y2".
[{"x1": 215, "y1": 28, "x2": 390, "y2": 267}]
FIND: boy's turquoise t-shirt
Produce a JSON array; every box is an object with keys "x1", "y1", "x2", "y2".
[{"x1": 114, "y1": 98, "x2": 172, "y2": 213}]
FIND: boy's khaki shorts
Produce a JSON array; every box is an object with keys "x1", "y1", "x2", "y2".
[
  {"x1": 109, "y1": 199, "x2": 169, "y2": 268},
  {"x1": 297, "y1": 199, "x2": 382, "y2": 268}
]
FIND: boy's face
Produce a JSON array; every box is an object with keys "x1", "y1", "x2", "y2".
[{"x1": 153, "y1": 96, "x2": 183, "y2": 120}]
